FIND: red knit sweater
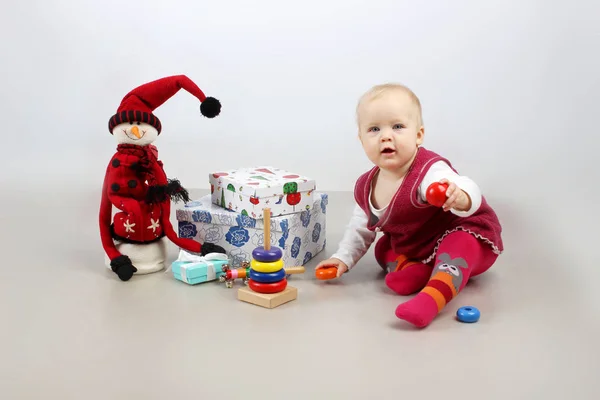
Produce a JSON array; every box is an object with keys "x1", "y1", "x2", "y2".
[
  {"x1": 99, "y1": 144, "x2": 201, "y2": 261},
  {"x1": 354, "y1": 147, "x2": 503, "y2": 264}
]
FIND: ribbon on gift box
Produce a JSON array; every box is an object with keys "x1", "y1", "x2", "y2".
[{"x1": 174, "y1": 251, "x2": 229, "y2": 283}]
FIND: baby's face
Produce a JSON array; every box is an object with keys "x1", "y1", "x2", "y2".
[{"x1": 357, "y1": 90, "x2": 424, "y2": 173}]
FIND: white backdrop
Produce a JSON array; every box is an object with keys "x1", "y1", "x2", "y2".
[{"x1": 1, "y1": 1, "x2": 598, "y2": 284}]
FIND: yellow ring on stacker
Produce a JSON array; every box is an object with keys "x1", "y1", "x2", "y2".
[{"x1": 250, "y1": 258, "x2": 284, "y2": 273}]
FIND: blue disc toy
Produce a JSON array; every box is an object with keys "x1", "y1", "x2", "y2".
[
  {"x1": 252, "y1": 246, "x2": 283, "y2": 263},
  {"x1": 249, "y1": 268, "x2": 286, "y2": 283},
  {"x1": 456, "y1": 306, "x2": 480, "y2": 323}
]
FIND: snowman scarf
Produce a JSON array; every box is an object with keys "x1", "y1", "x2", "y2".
[{"x1": 116, "y1": 143, "x2": 191, "y2": 204}]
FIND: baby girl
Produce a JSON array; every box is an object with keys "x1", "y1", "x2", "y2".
[{"x1": 316, "y1": 83, "x2": 503, "y2": 328}]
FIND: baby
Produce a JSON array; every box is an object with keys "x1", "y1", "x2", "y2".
[{"x1": 316, "y1": 83, "x2": 503, "y2": 328}]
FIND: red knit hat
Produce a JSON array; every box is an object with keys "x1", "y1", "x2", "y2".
[{"x1": 108, "y1": 75, "x2": 221, "y2": 134}]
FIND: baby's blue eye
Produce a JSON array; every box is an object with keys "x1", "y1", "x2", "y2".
[
  {"x1": 369, "y1": 127, "x2": 380, "y2": 132},
  {"x1": 393, "y1": 124, "x2": 404, "y2": 129}
]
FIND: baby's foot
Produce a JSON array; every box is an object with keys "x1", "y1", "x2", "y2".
[
  {"x1": 385, "y1": 262, "x2": 432, "y2": 295},
  {"x1": 395, "y1": 294, "x2": 439, "y2": 328},
  {"x1": 395, "y1": 267, "x2": 468, "y2": 328}
]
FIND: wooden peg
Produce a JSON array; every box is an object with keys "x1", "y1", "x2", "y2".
[
  {"x1": 264, "y1": 207, "x2": 271, "y2": 250},
  {"x1": 284, "y1": 266, "x2": 305, "y2": 274}
]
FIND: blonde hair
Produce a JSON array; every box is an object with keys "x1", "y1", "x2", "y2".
[{"x1": 356, "y1": 83, "x2": 423, "y2": 126}]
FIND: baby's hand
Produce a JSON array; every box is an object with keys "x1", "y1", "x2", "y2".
[
  {"x1": 439, "y1": 179, "x2": 471, "y2": 212},
  {"x1": 315, "y1": 258, "x2": 348, "y2": 278}
]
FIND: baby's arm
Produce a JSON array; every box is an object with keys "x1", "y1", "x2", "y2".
[
  {"x1": 329, "y1": 204, "x2": 377, "y2": 270},
  {"x1": 419, "y1": 160, "x2": 482, "y2": 217}
]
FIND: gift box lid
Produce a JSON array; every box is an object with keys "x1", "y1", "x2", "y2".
[
  {"x1": 176, "y1": 192, "x2": 327, "y2": 233},
  {"x1": 208, "y1": 166, "x2": 316, "y2": 198}
]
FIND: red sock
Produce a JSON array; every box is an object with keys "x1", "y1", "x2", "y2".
[
  {"x1": 395, "y1": 231, "x2": 489, "y2": 328},
  {"x1": 384, "y1": 255, "x2": 432, "y2": 295}
]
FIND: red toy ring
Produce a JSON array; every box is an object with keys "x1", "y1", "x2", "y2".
[{"x1": 248, "y1": 278, "x2": 287, "y2": 294}]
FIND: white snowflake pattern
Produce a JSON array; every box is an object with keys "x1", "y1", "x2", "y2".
[
  {"x1": 147, "y1": 218, "x2": 160, "y2": 232},
  {"x1": 123, "y1": 219, "x2": 136, "y2": 233}
]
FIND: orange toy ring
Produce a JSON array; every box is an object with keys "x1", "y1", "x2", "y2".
[
  {"x1": 316, "y1": 266, "x2": 338, "y2": 280},
  {"x1": 248, "y1": 278, "x2": 287, "y2": 294}
]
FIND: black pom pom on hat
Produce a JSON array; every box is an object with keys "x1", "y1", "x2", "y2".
[{"x1": 200, "y1": 96, "x2": 221, "y2": 118}]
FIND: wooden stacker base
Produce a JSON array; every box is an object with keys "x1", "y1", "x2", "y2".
[{"x1": 237, "y1": 286, "x2": 298, "y2": 309}]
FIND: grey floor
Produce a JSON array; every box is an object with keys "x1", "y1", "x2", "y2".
[{"x1": 1, "y1": 187, "x2": 598, "y2": 399}]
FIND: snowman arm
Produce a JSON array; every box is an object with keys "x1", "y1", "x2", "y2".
[
  {"x1": 159, "y1": 200, "x2": 201, "y2": 253},
  {"x1": 146, "y1": 158, "x2": 199, "y2": 251},
  {"x1": 99, "y1": 164, "x2": 122, "y2": 260}
]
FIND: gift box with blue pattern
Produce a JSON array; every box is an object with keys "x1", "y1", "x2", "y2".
[{"x1": 176, "y1": 192, "x2": 328, "y2": 268}]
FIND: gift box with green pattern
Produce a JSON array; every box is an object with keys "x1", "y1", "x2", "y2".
[{"x1": 208, "y1": 166, "x2": 317, "y2": 218}]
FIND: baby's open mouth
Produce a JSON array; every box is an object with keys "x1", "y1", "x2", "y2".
[{"x1": 381, "y1": 148, "x2": 395, "y2": 154}]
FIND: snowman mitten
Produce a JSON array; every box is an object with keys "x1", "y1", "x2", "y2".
[
  {"x1": 110, "y1": 255, "x2": 138, "y2": 281},
  {"x1": 200, "y1": 242, "x2": 226, "y2": 256}
]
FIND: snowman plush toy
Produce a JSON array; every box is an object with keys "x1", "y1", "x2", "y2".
[{"x1": 99, "y1": 75, "x2": 225, "y2": 281}]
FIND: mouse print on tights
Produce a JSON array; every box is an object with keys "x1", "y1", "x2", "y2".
[{"x1": 431, "y1": 253, "x2": 469, "y2": 292}]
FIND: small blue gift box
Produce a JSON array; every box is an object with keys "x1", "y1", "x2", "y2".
[{"x1": 170, "y1": 251, "x2": 230, "y2": 285}]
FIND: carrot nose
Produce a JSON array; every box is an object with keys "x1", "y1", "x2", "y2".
[{"x1": 131, "y1": 125, "x2": 141, "y2": 138}]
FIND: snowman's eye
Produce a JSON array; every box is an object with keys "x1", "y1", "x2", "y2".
[{"x1": 136, "y1": 121, "x2": 140, "y2": 125}]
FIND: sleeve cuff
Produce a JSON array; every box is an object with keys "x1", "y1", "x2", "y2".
[
  {"x1": 329, "y1": 253, "x2": 354, "y2": 270},
  {"x1": 328, "y1": 204, "x2": 376, "y2": 270},
  {"x1": 420, "y1": 160, "x2": 483, "y2": 217},
  {"x1": 450, "y1": 177, "x2": 482, "y2": 217}
]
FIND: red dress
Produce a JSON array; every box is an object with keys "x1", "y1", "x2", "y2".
[{"x1": 354, "y1": 147, "x2": 503, "y2": 264}]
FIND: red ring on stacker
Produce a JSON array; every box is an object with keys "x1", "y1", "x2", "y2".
[{"x1": 248, "y1": 278, "x2": 287, "y2": 294}]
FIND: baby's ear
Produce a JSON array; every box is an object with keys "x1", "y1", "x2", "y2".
[{"x1": 416, "y1": 125, "x2": 425, "y2": 144}]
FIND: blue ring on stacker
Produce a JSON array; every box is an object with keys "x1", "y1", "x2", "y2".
[
  {"x1": 249, "y1": 268, "x2": 286, "y2": 283},
  {"x1": 252, "y1": 246, "x2": 283, "y2": 263},
  {"x1": 456, "y1": 306, "x2": 480, "y2": 323}
]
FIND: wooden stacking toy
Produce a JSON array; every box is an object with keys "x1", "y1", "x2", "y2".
[{"x1": 237, "y1": 208, "x2": 298, "y2": 308}]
